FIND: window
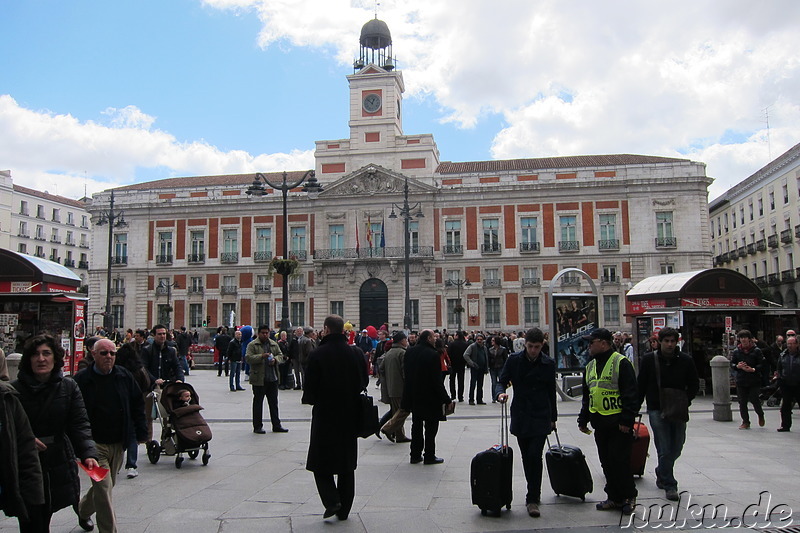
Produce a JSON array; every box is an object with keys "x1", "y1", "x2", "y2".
[
  {"x1": 35, "y1": 224, "x2": 44, "y2": 240},
  {"x1": 410, "y1": 299, "x2": 419, "y2": 328},
  {"x1": 486, "y1": 268, "x2": 499, "y2": 280},
  {"x1": 290, "y1": 302, "x2": 305, "y2": 326},
  {"x1": 256, "y1": 303, "x2": 270, "y2": 328},
  {"x1": 190, "y1": 230, "x2": 205, "y2": 261},
  {"x1": 769, "y1": 190, "x2": 775, "y2": 210},
  {"x1": 758, "y1": 198, "x2": 763, "y2": 216},
  {"x1": 523, "y1": 297, "x2": 539, "y2": 326},
  {"x1": 661, "y1": 263, "x2": 675, "y2": 274},
  {"x1": 49, "y1": 248, "x2": 59, "y2": 262},
  {"x1": 18, "y1": 221, "x2": 27, "y2": 237},
  {"x1": 158, "y1": 231, "x2": 173, "y2": 262},
  {"x1": 110, "y1": 305, "x2": 124, "y2": 329},
  {"x1": 559, "y1": 215, "x2": 578, "y2": 251},
  {"x1": 290, "y1": 227, "x2": 306, "y2": 255},
  {"x1": 157, "y1": 304, "x2": 171, "y2": 327},
  {"x1": 80, "y1": 234, "x2": 88, "y2": 247},
  {"x1": 17, "y1": 243, "x2": 26, "y2": 254},
  {"x1": 114, "y1": 234, "x2": 127, "y2": 261},
  {"x1": 189, "y1": 304, "x2": 204, "y2": 328},
  {"x1": 656, "y1": 212, "x2": 674, "y2": 244},
  {"x1": 67, "y1": 212, "x2": 74, "y2": 225},
  {"x1": 112, "y1": 277, "x2": 125, "y2": 295},
  {"x1": 35, "y1": 245, "x2": 44, "y2": 258},
  {"x1": 602, "y1": 265, "x2": 617, "y2": 283},
  {"x1": 520, "y1": 217, "x2": 538, "y2": 250},
  {"x1": 52, "y1": 208, "x2": 60, "y2": 222},
  {"x1": 482, "y1": 219, "x2": 500, "y2": 252},
  {"x1": 485, "y1": 298, "x2": 501, "y2": 327},
  {"x1": 603, "y1": 295, "x2": 620, "y2": 324},
  {"x1": 190, "y1": 276, "x2": 204, "y2": 292},
  {"x1": 66, "y1": 230, "x2": 74, "y2": 246},
  {"x1": 36, "y1": 204, "x2": 44, "y2": 218},
  {"x1": 599, "y1": 214, "x2": 616, "y2": 240},
  {"x1": 330, "y1": 301, "x2": 344, "y2": 317},
  {"x1": 732, "y1": 210, "x2": 736, "y2": 229},
  {"x1": 444, "y1": 220, "x2": 462, "y2": 254},
  {"x1": 222, "y1": 303, "x2": 237, "y2": 327},
  {"x1": 328, "y1": 224, "x2": 344, "y2": 250},
  {"x1": 783, "y1": 184, "x2": 789, "y2": 204},
  {"x1": 749, "y1": 200, "x2": 754, "y2": 221},
  {"x1": 19, "y1": 200, "x2": 28, "y2": 215},
  {"x1": 222, "y1": 275, "x2": 236, "y2": 292},
  {"x1": 740, "y1": 205, "x2": 745, "y2": 224},
  {"x1": 81, "y1": 215, "x2": 88, "y2": 228},
  {"x1": 51, "y1": 228, "x2": 59, "y2": 242},
  {"x1": 222, "y1": 229, "x2": 238, "y2": 262},
  {"x1": 522, "y1": 267, "x2": 539, "y2": 285},
  {"x1": 408, "y1": 221, "x2": 419, "y2": 253}
]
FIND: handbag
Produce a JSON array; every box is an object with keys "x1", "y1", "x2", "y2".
[
  {"x1": 654, "y1": 352, "x2": 690, "y2": 422},
  {"x1": 356, "y1": 389, "x2": 381, "y2": 439}
]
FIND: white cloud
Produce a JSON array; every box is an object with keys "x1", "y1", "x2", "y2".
[{"x1": 0, "y1": 95, "x2": 314, "y2": 199}]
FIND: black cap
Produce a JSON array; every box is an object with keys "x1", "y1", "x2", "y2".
[
  {"x1": 581, "y1": 328, "x2": 613, "y2": 343},
  {"x1": 392, "y1": 331, "x2": 407, "y2": 343}
]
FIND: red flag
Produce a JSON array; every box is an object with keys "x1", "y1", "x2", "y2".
[
  {"x1": 355, "y1": 216, "x2": 360, "y2": 254},
  {"x1": 366, "y1": 215, "x2": 373, "y2": 249}
]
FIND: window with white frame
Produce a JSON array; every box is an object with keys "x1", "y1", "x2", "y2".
[
  {"x1": 408, "y1": 221, "x2": 418, "y2": 253},
  {"x1": 329, "y1": 224, "x2": 344, "y2": 250},
  {"x1": 520, "y1": 217, "x2": 537, "y2": 247},
  {"x1": 190, "y1": 230, "x2": 205, "y2": 259},
  {"x1": 158, "y1": 231, "x2": 173, "y2": 259},
  {"x1": 256, "y1": 303, "x2": 270, "y2": 328},
  {"x1": 189, "y1": 304, "x2": 203, "y2": 328},
  {"x1": 445, "y1": 220, "x2": 462, "y2": 253},
  {"x1": 656, "y1": 212, "x2": 674, "y2": 238},
  {"x1": 599, "y1": 214, "x2": 616, "y2": 241},
  {"x1": 523, "y1": 297, "x2": 539, "y2": 326},
  {"x1": 560, "y1": 215, "x2": 577, "y2": 242},
  {"x1": 603, "y1": 295, "x2": 620, "y2": 324},
  {"x1": 485, "y1": 298, "x2": 501, "y2": 327},
  {"x1": 661, "y1": 263, "x2": 675, "y2": 274},
  {"x1": 290, "y1": 302, "x2": 305, "y2": 326},
  {"x1": 482, "y1": 219, "x2": 500, "y2": 252},
  {"x1": 114, "y1": 234, "x2": 127, "y2": 260},
  {"x1": 330, "y1": 301, "x2": 344, "y2": 317},
  {"x1": 290, "y1": 227, "x2": 306, "y2": 255},
  {"x1": 602, "y1": 265, "x2": 617, "y2": 282}
]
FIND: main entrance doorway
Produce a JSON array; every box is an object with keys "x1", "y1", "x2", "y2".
[{"x1": 359, "y1": 278, "x2": 388, "y2": 329}]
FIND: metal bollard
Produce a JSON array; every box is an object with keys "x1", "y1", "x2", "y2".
[{"x1": 710, "y1": 355, "x2": 733, "y2": 421}]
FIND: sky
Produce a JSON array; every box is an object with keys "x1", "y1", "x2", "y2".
[{"x1": 1, "y1": 0, "x2": 799, "y2": 202}]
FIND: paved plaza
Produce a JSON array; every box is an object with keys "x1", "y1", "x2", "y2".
[{"x1": 3, "y1": 369, "x2": 798, "y2": 532}]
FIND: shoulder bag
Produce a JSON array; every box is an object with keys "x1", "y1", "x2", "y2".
[{"x1": 654, "y1": 352, "x2": 690, "y2": 423}]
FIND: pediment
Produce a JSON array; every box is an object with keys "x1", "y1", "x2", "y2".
[{"x1": 319, "y1": 164, "x2": 437, "y2": 197}]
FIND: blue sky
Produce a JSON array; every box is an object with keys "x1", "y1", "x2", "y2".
[{"x1": 2, "y1": 0, "x2": 799, "y2": 200}]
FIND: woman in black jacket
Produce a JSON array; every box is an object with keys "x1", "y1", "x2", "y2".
[
  {"x1": 12, "y1": 335, "x2": 99, "y2": 532},
  {"x1": 115, "y1": 342, "x2": 151, "y2": 478}
]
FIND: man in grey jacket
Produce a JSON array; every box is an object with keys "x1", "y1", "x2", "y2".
[{"x1": 463, "y1": 334, "x2": 489, "y2": 405}]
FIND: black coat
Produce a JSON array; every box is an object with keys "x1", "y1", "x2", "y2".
[
  {"x1": 498, "y1": 352, "x2": 557, "y2": 437},
  {"x1": 302, "y1": 333, "x2": 368, "y2": 474},
  {"x1": 141, "y1": 342, "x2": 184, "y2": 384},
  {"x1": 12, "y1": 370, "x2": 97, "y2": 513},
  {"x1": 637, "y1": 350, "x2": 699, "y2": 412},
  {"x1": 402, "y1": 341, "x2": 451, "y2": 419},
  {"x1": 731, "y1": 346, "x2": 765, "y2": 387},
  {"x1": 226, "y1": 338, "x2": 243, "y2": 363}
]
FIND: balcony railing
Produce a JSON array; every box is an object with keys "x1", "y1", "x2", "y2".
[
  {"x1": 78, "y1": 261, "x2": 89, "y2": 269},
  {"x1": 111, "y1": 288, "x2": 125, "y2": 296},
  {"x1": 655, "y1": 237, "x2": 677, "y2": 248},
  {"x1": 289, "y1": 282, "x2": 306, "y2": 292},
  {"x1": 747, "y1": 243, "x2": 756, "y2": 255},
  {"x1": 768, "y1": 234, "x2": 779, "y2": 248},
  {"x1": 289, "y1": 250, "x2": 307, "y2": 261},
  {"x1": 19, "y1": 209, "x2": 28, "y2": 216},
  {"x1": 443, "y1": 244, "x2": 463, "y2": 255},
  {"x1": 65, "y1": 239, "x2": 75, "y2": 247},
  {"x1": 521, "y1": 277, "x2": 540, "y2": 286},
  {"x1": 601, "y1": 275, "x2": 619, "y2": 284},
  {"x1": 782, "y1": 270, "x2": 796, "y2": 282},
  {"x1": 79, "y1": 242, "x2": 89, "y2": 248},
  {"x1": 254, "y1": 284, "x2": 271, "y2": 293},
  {"x1": 34, "y1": 252, "x2": 46, "y2": 258},
  {"x1": 254, "y1": 251, "x2": 272, "y2": 262},
  {"x1": 756, "y1": 239, "x2": 767, "y2": 251},
  {"x1": 768, "y1": 273, "x2": 780, "y2": 284},
  {"x1": 737, "y1": 246, "x2": 747, "y2": 258},
  {"x1": 50, "y1": 237, "x2": 61, "y2": 244},
  {"x1": 558, "y1": 241, "x2": 580, "y2": 252},
  {"x1": 34, "y1": 234, "x2": 46, "y2": 241},
  {"x1": 720, "y1": 252, "x2": 730, "y2": 263},
  {"x1": 483, "y1": 279, "x2": 501, "y2": 288},
  {"x1": 156, "y1": 254, "x2": 173, "y2": 264},
  {"x1": 313, "y1": 246, "x2": 434, "y2": 260},
  {"x1": 187, "y1": 287, "x2": 204, "y2": 295},
  {"x1": 519, "y1": 241, "x2": 540, "y2": 253},
  {"x1": 220, "y1": 252, "x2": 238, "y2": 263},
  {"x1": 754, "y1": 276, "x2": 767, "y2": 286},
  {"x1": 781, "y1": 229, "x2": 793, "y2": 244},
  {"x1": 481, "y1": 242, "x2": 501, "y2": 254},
  {"x1": 17, "y1": 231, "x2": 29, "y2": 238},
  {"x1": 49, "y1": 255, "x2": 60, "y2": 263},
  {"x1": 221, "y1": 285, "x2": 238, "y2": 295},
  {"x1": 64, "y1": 259, "x2": 75, "y2": 267},
  {"x1": 561, "y1": 276, "x2": 581, "y2": 286},
  {"x1": 598, "y1": 239, "x2": 620, "y2": 251},
  {"x1": 187, "y1": 253, "x2": 205, "y2": 264},
  {"x1": 112, "y1": 255, "x2": 127, "y2": 265},
  {"x1": 155, "y1": 286, "x2": 169, "y2": 295}
]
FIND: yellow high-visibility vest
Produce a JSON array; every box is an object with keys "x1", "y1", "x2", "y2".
[{"x1": 586, "y1": 352, "x2": 625, "y2": 415}]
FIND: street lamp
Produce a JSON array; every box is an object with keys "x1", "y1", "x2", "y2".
[
  {"x1": 445, "y1": 277, "x2": 472, "y2": 332},
  {"x1": 388, "y1": 177, "x2": 424, "y2": 331},
  {"x1": 93, "y1": 190, "x2": 127, "y2": 332},
  {"x1": 157, "y1": 279, "x2": 179, "y2": 330},
  {"x1": 247, "y1": 170, "x2": 322, "y2": 332}
]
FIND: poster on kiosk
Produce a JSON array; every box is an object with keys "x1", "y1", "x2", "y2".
[{"x1": 549, "y1": 268, "x2": 600, "y2": 373}]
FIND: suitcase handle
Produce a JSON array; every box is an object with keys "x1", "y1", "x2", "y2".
[
  {"x1": 500, "y1": 401, "x2": 509, "y2": 449},
  {"x1": 546, "y1": 427, "x2": 562, "y2": 449}
]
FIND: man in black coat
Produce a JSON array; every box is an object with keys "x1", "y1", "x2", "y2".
[
  {"x1": 141, "y1": 324, "x2": 184, "y2": 386},
  {"x1": 402, "y1": 329, "x2": 453, "y2": 465},
  {"x1": 302, "y1": 315, "x2": 368, "y2": 521},
  {"x1": 447, "y1": 331, "x2": 468, "y2": 402}
]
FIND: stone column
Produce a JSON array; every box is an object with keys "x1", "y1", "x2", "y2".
[
  {"x1": 710, "y1": 355, "x2": 733, "y2": 421},
  {"x1": 5, "y1": 353, "x2": 21, "y2": 382}
]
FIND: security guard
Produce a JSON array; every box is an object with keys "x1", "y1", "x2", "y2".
[{"x1": 577, "y1": 328, "x2": 638, "y2": 515}]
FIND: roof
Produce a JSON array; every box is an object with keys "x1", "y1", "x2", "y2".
[
  {"x1": 626, "y1": 270, "x2": 707, "y2": 297},
  {"x1": 436, "y1": 154, "x2": 691, "y2": 174},
  {"x1": 113, "y1": 170, "x2": 312, "y2": 191},
  {"x1": 627, "y1": 268, "x2": 759, "y2": 300},
  {"x1": 13, "y1": 184, "x2": 88, "y2": 209},
  {"x1": 0, "y1": 249, "x2": 81, "y2": 286},
  {"x1": 708, "y1": 142, "x2": 800, "y2": 206}
]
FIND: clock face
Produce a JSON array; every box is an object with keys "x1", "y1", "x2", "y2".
[{"x1": 363, "y1": 93, "x2": 382, "y2": 113}]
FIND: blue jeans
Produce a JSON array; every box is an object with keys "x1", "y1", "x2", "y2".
[
  {"x1": 124, "y1": 438, "x2": 138, "y2": 469},
  {"x1": 178, "y1": 355, "x2": 190, "y2": 375},
  {"x1": 489, "y1": 368, "x2": 504, "y2": 401},
  {"x1": 229, "y1": 361, "x2": 242, "y2": 390},
  {"x1": 648, "y1": 410, "x2": 687, "y2": 491},
  {"x1": 469, "y1": 369, "x2": 485, "y2": 402}
]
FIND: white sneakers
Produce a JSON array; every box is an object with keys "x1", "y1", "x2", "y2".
[{"x1": 126, "y1": 468, "x2": 138, "y2": 479}]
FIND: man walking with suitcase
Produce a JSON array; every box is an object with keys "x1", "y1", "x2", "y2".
[
  {"x1": 578, "y1": 328, "x2": 638, "y2": 515},
  {"x1": 497, "y1": 327, "x2": 557, "y2": 518}
]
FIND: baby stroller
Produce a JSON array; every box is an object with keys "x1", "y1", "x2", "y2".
[
  {"x1": 147, "y1": 382, "x2": 212, "y2": 468},
  {"x1": 760, "y1": 381, "x2": 782, "y2": 407}
]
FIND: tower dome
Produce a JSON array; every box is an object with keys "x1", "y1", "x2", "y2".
[{"x1": 353, "y1": 17, "x2": 395, "y2": 71}]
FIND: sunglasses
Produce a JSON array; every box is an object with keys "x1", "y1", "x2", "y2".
[{"x1": 97, "y1": 350, "x2": 117, "y2": 356}]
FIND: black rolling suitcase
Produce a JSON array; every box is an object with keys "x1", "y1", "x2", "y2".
[
  {"x1": 545, "y1": 430, "x2": 593, "y2": 501},
  {"x1": 470, "y1": 402, "x2": 513, "y2": 516}
]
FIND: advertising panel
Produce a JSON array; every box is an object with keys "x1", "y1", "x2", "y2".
[{"x1": 553, "y1": 295, "x2": 598, "y2": 371}]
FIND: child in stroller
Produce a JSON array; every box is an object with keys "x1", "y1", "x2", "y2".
[{"x1": 147, "y1": 382, "x2": 212, "y2": 468}]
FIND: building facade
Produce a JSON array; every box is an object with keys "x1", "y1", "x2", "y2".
[
  {"x1": 1, "y1": 170, "x2": 91, "y2": 288},
  {"x1": 709, "y1": 142, "x2": 800, "y2": 307},
  {"x1": 86, "y1": 19, "x2": 713, "y2": 333}
]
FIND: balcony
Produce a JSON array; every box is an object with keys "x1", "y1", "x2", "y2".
[
  {"x1": 19, "y1": 209, "x2": 28, "y2": 216},
  {"x1": 781, "y1": 229, "x2": 793, "y2": 244},
  {"x1": 768, "y1": 273, "x2": 780, "y2": 284},
  {"x1": 50, "y1": 237, "x2": 61, "y2": 244},
  {"x1": 111, "y1": 288, "x2": 125, "y2": 296},
  {"x1": 156, "y1": 254, "x2": 173, "y2": 265},
  {"x1": 483, "y1": 279, "x2": 502, "y2": 288},
  {"x1": 221, "y1": 285, "x2": 238, "y2": 295},
  {"x1": 34, "y1": 234, "x2": 46, "y2": 241},
  {"x1": 34, "y1": 252, "x2": 46, "y2": 258},
  {"x1": 561, "y1": 276, "x2": 581, "y2": 287},
  {"x1": 36, "y1": 212, "x2": 45, "y2": 220},
  {"x1": 187, "y1": 253, "x2": 205, "y2": 264},
  {"x1": 720, "y1": 252, "x2": 730, "y2": 263},
  {"x1": 65, "y1": 239, "x2": 75, "y2": 247},
  {"x1": 756, "y1": 239, "x2": 767, "y2": 251},
  {"x1": 558, "y1": 241, "x2": 580, "y2": 252},
  {"x1": 49, "y1": 255, "x2": 60, "y2": 263},
  {"x1": 521, "y1": 277, "x2": 540, "y2": 287},
  {"x1": 78, "y1": 261, "x2": 89, "y2": 269},
  {"x1": 17, "y1": 231, "x2": 29, "y2": 238},
  {"x1": 220, "y1": 252, "x2": 238, "y2": 263},
  {"x1": 289, "y1": 281, "x2": 306, "y2": 292},
  {"x1": 289, "y1": 250, "x2": 307, "y2": 262},
  {"x1": 313, "y1": 246, "x2": 434, "y2": 260},
  {"x1": 598, "y1": 239, "x2": 620, "y2": 251},
  {"x1": 737, "y1": 246, "x2": 747, "y2": 258},
  {"x1": 64, "y1": 259, "x2": 75, "y2": 267},
  {"x1": 601, "y1": 275, "x2": 619, "y2": 284},
  {"x1": 111, "y1": 255, "x2": 127, "y2": 266},
  {"x1": 253, "y1": 251, "x2": 272, "y2": 262},
  {"x1": 754, "y1": 275, "x2": 767, "y2": 286},
  {"x1": 768, "y1": 234, "x2": 779, "y2": 248},
  {"x1": 187, "y1": 286, "x2": 204, "y2": 295},
  {"x1": 79, "y1": 242, "x2": 89, "y2": 249},
  {"x1": 254, "y1": 284, "x2": 271, "y2": 293},
  {"x1": 782, "y1": 270, "x2": 796, "y2": 282},
  {"x1": 519, "y1": 241, "x2": 540, "y2": 253},
  {"x1": 747, "y1": 243, "x2": 756, "y2": 255},
  {"x1": 443, "y1": 244, "x2": 463, "y2": 255},
  {"x1": 481, "y1": 242, "x2": 501, "y2": 254},
  {"x1": 655, "y1": 237, "x2": 677, "y2": 248}
]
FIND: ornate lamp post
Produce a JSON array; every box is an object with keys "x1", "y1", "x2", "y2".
[
  {"x1": 445, "y1": 277, "x2": 472, "y2": 332},
  {"x1": 93, "y1": 190, "x2": 126, "y2": 332},
  {"x1": 247, "y1": 170, "x2": 322, "y2": 332},
  {"x1": 157, "y1": 279, "x2": 179, "y2": 330},
  {"x1": 388, "y1": 177, "x2": 424, "y2": 331}
]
